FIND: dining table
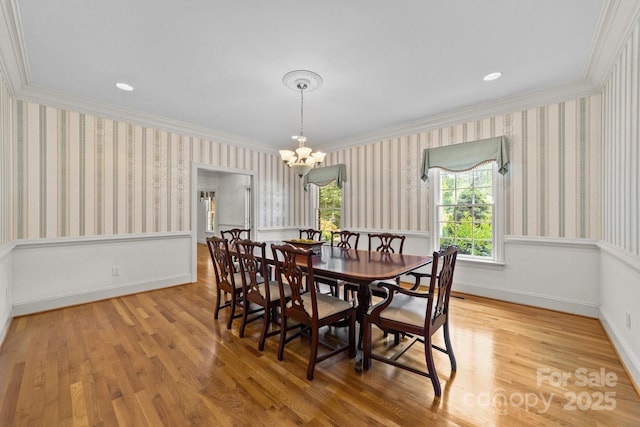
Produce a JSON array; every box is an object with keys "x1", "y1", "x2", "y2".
[{"x1": 268, "y1": 242, "x2": 433, "y2": 372}]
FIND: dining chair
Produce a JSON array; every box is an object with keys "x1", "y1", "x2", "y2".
[
  {"x1": 322, "y1": 230, "x2": 361, "y2": 298},
  {"x1": 206, "y1": 236, "x2": 246, "y2": 330},
  {"x1": 363, "y1": 246, "x2": 458, "y2": 397},
  {"x1": 342, "y1": 232, "x2": 407, "y2": 303},
  {"x1": 271, "y1": 243, "x2": 356, "y2": 380},
  {"x1": 221, "y1": 228, "x2": 251, "y2": 271},
  {"x1": 235, "y1": 239, "x2": 293, "y2": 351},
  {"x1": 220, "y1": 228, "x2": 251, "y2": 243},
  {"x1": 299, "y1": 228, "x2": 322, "y2": 241},
  {"x1": 302, "y1": 227, "x2": 337, "y2": 296},
  {"x1": 330, "y1": 230, "x2": 360, "y2": 249}
]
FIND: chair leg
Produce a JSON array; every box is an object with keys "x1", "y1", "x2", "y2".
[
  {"x1": 443, "y1": 321, "x2": 457, "y2": 371},
  {"x1": 362, "y1": 317, "x2": 371, "y2": 370},
  {"x1": 227, "y1": 292, "x2": 236, "y2": 330},
  {"x1": 277, "y1": 313, "x2": 287, "y2": 361},
  {"x1": 307, "y1": 327, "x2": 319, "y2": 380},
  {"x1": 214, "y1": 288, "x2": 221, "y2": 319},
  {"x1": 258, "y1": 304, "x2": 270, "y2": 351},
  {"x1": 424, "y1": 335, "x2": 441, "y2": 397},
  {"x1": 239, "y1": 299, "x2": 249, "y2": 338},
  {"x1": 348, "y1": 314, "x2": 356, "y2": 358}
]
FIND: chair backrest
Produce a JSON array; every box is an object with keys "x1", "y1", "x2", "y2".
[
  {"x1": 368, "y1": 233, "x2": 406, "y2": 254},
  {"x1": 221, "y1": 228, "x2": 251, "y2": 244},
  {"x1": 206, "y1": 236, "x2": 237, "y2": 293},
  {"x1": 427, "y1": 246, "x2": 458, "y2": 329},
  {"x1": 235, "y1": 239, "x2": 269, "y2": 301},
  {"x1": 299, "y1": 228, "x2": 322, "y2": 241},
  {"x1": 330, "y1": 230, "x2": 360, "y2": 249},
  {"x1": 271, "y1": 243, "x2": 317, "y2": 321}
]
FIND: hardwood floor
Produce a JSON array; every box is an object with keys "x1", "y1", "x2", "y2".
[{"x1": 1, "y1": 244, "x2": 639, "y2": 426}]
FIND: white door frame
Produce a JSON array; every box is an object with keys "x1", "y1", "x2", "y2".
[{"x1": 190, "y1": 162, "x2": 256, "y2": 282}]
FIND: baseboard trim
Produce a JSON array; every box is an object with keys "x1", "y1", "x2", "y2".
[
  {"x1": 11, "y1": 274, "x2": 192, "y2": 316},
  {"x1": 454, "y1": 282, "x2": 599, "y2": 318},
  {"x1": 599, "y1": 308, "x2": 640, "y2": 395}
]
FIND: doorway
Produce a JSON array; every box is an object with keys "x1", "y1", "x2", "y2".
[{"x1": 191, "y1": 163, "x2": 255, "y2": 281}]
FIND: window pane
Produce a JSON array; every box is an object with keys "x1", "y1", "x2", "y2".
[
  {"x1": 473, "y1": 240, "x2": 493, "y2": 256},
  {"x1": 456, "y1": 172, "x2": 472, "y2": 190},
  {"x1": 441, "y1": 190, "x2": 454, "y2": 204},
  {"x1": 474, "y1": 169, "x2": 492, "y2": 187}
]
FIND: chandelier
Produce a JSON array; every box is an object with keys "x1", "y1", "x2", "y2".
[{"x1": 279, "y1": 70, "x2": 326, "y2": 177}]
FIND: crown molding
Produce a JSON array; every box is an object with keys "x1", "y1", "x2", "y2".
[
  {"x1": 321, "y1": 80, "x2": 599, "y2": 152},
  {"x1": 2, "y1": 0, "x2": 634, "y2": 155},
  {"x1": 0, "y1": 0, "x2": 30, "y2": 92},
  {"x1": 15, "y1": 85, "x2": 276, "y2": 154},
  {"x1": 585, "y1": 0, "x2": 640, "y2": 87}
]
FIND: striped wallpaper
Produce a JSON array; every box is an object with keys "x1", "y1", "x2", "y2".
[
  {"x1": 0, "y1": 71, "x2": 10, "y2": 246},
  {"x1": 320, "y1": 96, "x2": 602, "y2": 239},
  {"x1": 602, "y1": 16, "x2": 640, "y2": 256},
  {"x1": 10, "y1": 93, "x2": 604, "y2": 241},
  {"x1": 11, "y1": 100, "x2": 294, "y2": 239}
]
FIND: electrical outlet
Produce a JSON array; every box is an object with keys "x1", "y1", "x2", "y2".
[
  {"x1": 626, "y1": 311, "x2": 631, "y2": 329},
  {"x1": 112, "y1": 266, "x2": 120, "y2": 277}
]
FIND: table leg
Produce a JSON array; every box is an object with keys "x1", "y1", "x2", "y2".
[{"x1": 354, "y1": 281, "x2": 371, "y2": 373}]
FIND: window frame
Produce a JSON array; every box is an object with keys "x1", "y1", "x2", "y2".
[{"x1": 429, "y1": 163, "x2": 504, "y2": 263}]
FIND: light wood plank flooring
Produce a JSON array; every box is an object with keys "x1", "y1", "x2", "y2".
[{"x1": 0, "y1": 244, "x2": 639, "y2": 426}]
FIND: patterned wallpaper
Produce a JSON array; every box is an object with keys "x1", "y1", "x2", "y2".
[
  {"x1": 322, "y1": 95, "x2": 602, "y2": 239},
  {"x1": 0, "y1": 71, "x2": 10, "y2": 246},
  {"x1": 10, "y1": 92, "x2": 603, "y2": 241},
  {"x1": 11, "y1": 101, "x2": 294, "y2": 239},
  {"x1": 602, "y1": 17, "x2": 640, "y2": 256}
]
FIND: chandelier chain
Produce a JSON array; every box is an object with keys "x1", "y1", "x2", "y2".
[{"x1": 299, "y1": 83, "x2": 307, "y2": 142}]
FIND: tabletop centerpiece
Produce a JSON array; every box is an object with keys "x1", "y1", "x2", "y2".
[{"x1": 283, "y1": 238, "x2": 324, "y2": 256}]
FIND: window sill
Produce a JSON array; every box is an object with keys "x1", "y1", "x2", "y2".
[{"x1": 456, "y1": 257, "x2": 505, "y2": 269}]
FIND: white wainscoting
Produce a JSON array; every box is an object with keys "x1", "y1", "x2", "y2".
[
  {"x1": 11, "y1": 232, "x2": 192, "y2": 316},
  {"x1": 0, "y1": 243, "x2": 13, "y2": 345},
  {"x1": 598, "y1": 242, "x2": 640, "y2": 390},
  {"x1": 454, "y1": 236, "x2": 600, "y2": 317},
  {"x1": 255, "y1": 227, "x2": 301, "y2": 242}
]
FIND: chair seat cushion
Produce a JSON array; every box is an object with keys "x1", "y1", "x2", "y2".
[
  {"x1": 370, "y1": 294, "x2": 428, "y2": 328},
  {"x1": 232, "y1": 272, "x2": 264, "y2": 290},
  {"x1": 263, "y1": 280, "x2": 291, "y2": 302},
  {"x1": 297, "y1": 293, "x2": 353, "y2": 319}
]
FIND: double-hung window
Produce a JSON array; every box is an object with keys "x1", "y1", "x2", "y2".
[
  {"x1": 434, "y1": 163, "x2": 501, "y2": 260},
  {"x1": 317, "y1": 181, "x2": 342, "y2": 241},
  {"x1": 423, "y1": 136, "x2": 508, "y2": 262},
  {"x1": 305, "y1": 164, "x2": 347, "y2": 241}
]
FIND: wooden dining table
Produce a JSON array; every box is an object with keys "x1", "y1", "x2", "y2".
[{"x1": 268, "y1": 242, "x2": 433, "y2": 371}]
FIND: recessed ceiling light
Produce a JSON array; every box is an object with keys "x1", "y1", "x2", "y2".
[
  {"x1": 115, "y1": 82, "x2": 134, "y2": 91},
  {"x1": 483, "y1": 72, "x2": 502, "y2": 82}
]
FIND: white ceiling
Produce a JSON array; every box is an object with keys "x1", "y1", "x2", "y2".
[{"x1": 3, "y1": 0, "x2": 625, "y2": 153}]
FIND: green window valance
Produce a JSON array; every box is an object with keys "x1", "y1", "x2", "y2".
[
  {"x1": 420, "y1": 136, "x2": 509, "y2": 181},
  {"x1": 303, "y1": 164, "x2": 347, "y2": 191}
]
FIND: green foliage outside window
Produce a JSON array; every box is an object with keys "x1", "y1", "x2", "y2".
[
  {"x1": 318, "y1": 181, "x2": 341, "y2": 241},
  {"x1": 439, "y1": 164, "x2": 493, "y2": 257}
]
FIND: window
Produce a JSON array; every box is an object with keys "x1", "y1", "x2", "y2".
[
  {"x1": 434, "y1": 162, "x2": 502, "y2": 260},
  {"x1": 317, "y1": 181, "x2": 342, "y2": 241},
  {"x1": 201, "y1": 191, "x2": 215, "y2": 232},
  {"x1": 244, "y1": 186, "x2": 251, "y2": 230}
]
